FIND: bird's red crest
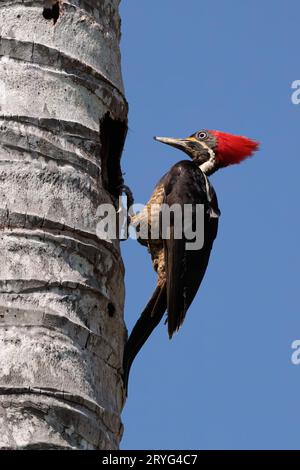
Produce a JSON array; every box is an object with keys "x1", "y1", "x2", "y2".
[{"x1": 210, "y1": 130, "x2": 259, "y2": 167}]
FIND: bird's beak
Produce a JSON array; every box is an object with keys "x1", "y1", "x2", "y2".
[{"x1": 154, "y1": 136, "x2": 191, "y2": 152}]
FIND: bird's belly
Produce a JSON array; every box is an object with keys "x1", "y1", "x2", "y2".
[
  {"x1": 149, "y1": 244, "x2": 166, "y2": 283},
  {"x1": 131, "y1": 184, "x2": 165, "y2": 246}
]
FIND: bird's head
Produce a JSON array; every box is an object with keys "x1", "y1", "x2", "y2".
[{"x1": 154, "y1": 129, "x2": 259, "y2": 175}]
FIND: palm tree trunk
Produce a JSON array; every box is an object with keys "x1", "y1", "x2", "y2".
[{"x1": 0, "y1": 0, "x2": 127, "y2": 449}]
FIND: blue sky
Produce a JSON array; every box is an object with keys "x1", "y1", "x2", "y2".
[{"x1": 119, "y1": 0, "x2": 300, "y2": 450}]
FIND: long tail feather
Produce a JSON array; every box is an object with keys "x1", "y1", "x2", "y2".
[{"x1": 122, "y1": 282, "x2": 167, "y2": 395}]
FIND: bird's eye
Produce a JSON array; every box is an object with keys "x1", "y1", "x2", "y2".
[{"x1": 197, "y1": 131, "x2": 208, "y2": 140}]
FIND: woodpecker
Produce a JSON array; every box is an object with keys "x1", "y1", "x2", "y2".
[{"x1": 122, "y1": 129, "x2": 259, "y2": 393}]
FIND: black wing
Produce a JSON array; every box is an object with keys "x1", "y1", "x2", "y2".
[{"x1": 161, "y1": 160, "x2": 219, "y2": 338}]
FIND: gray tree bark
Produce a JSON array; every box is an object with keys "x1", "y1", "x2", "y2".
[{"x1": 0, "y1": 0, "x2": 127, "y2": 449}]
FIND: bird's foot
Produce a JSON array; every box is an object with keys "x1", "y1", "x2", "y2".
[{"x1": 119, "y1": 184, "x2": 135, "y2": 210}]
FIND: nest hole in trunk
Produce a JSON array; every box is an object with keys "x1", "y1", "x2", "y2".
[
  {"x1": 99, "y1": 113, "x2": 128, "y2": 202},
  {"x1": 43, "y1": 1, "x2": 60, "y2": 24}
]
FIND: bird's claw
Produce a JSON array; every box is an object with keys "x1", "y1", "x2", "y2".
[{"x1": 119, "y1": 184, "x2": 135, "y2": 209}]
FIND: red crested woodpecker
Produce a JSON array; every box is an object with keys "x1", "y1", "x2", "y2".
[{"x1": 122, "y1": 129, "x2": 259, "y2": 393}]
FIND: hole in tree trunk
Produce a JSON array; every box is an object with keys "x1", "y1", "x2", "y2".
[
  {"x1": 100, "y1": 113, "x2": 128, "y2": 202},
  {"x1": 43, "y1": 1, "x2": 60, "y2": 24},
  {"x1": 107, "y1": 302, "x2": 116, "y2": 317}
]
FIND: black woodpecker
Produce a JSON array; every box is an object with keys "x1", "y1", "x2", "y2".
[{"x1": 123, "y1": 129, "x2": 259, "y2": 393}]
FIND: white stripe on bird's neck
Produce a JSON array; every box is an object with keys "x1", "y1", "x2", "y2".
[{"x1": 198, "y1": 141, "x2": 217, "y2": 175}]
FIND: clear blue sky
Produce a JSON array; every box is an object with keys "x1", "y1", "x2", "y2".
[{"x1": 119, "y1": 0, "x2": 300, "y2": 450}]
